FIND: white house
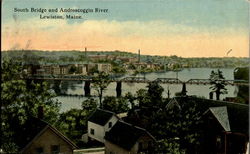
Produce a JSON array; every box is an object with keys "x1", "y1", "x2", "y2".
[{"x1": 87, "y1": 109, "x2": 119, "y2": 143}]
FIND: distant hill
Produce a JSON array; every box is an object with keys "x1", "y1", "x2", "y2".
[{"x1": 2, "y1": 50, "x2": 249, "y2": 68}]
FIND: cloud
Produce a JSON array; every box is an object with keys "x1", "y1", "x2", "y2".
[{"x1": 2, "y1": 18, "x2": 248, "y2": 57}]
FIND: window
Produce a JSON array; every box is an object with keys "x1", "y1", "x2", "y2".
[
  {"x1": 51, "y1": 145, "x2": 60, "y2": 154},
  {"x1": 90, "y1": 128, "x2": 95, "y2": 135},
  {"x1": 36, "y1": 147, "x2": 44, "y2": 154},
  {"x1": 108, "y1": 122, "x2": 112, "y2": 128}
]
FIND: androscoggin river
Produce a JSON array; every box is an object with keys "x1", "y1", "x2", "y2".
[{"x1": 56, "y1": 68, "x2": 237, "y2": 112}]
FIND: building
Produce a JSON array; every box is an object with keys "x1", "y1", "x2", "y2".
[
  {"x1": 14, "y1": 117, "x2": 77, "y2": 154},
  {"x1": 36, "y1": 68, "x2": 46, "y2": 75},
  {"x1": 97, "y1": 64, "x2": 112, "y2": 73},
  {"x1": 59, "y1": 64, "x2": 70, "y2": 75},
  {"x1": 77, "y1": 64, "x2": 88, "y2": 75},
  {"x1": 104, "y1": 121, "x2": 155, "y2": 154},
  {"x1": 166, "y1": 96, "x2": 249, "y2": 154},
  {"x1": 88, "y1": 109, "x2": 119, "y2": 143},
  {"x1": 42, "y1": 65, "x2": 53, "y2": 74}
]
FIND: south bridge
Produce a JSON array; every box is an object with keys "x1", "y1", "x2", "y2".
[{"x1": 24, "y1": 75, "x2": 248, "y2": 97}]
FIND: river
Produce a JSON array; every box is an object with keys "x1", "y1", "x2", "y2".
[{"x1": 56, "y1": 68, "x2": 237, "y2": 112}]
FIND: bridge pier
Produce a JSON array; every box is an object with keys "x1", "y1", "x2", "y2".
[
  {"x1": 116, "y1": 81, "x2": 122, "y2": 97},
  {"x1": 84, "y1": 81, "x2": 91, "y2": 97},
  {"x1": 209, "y1": 92, "x2": 214, "y2": 100}
]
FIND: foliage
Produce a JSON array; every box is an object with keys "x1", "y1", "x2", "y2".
[
  {"x1": 209, "y1": 69, "x2": 228, "y2": 100},
  {"x1": 147, "y1": 81, "x2": 164, "y2": 103},
  {"x1": 81, "y1": 98, "x2": 98, "y2": 113},
  {"x1": 150, "y1": 100, "x2": 202, "y2": 153},
  {"x1": 154, "y1": 139, "x2": 186, "y2": 154},
  {"x1": 136, "y1": 82, "x2": 164, "y2": 108},
  {"x1": 102, "y1": 96, "x2": 130, "y2": 113},
  {"x1": 56, "y1": 109, "x2": 86, "y2": 146},
  {"x1": 56, "y1": 98, "x2": 97, "y2": 147},
  {"x1": 68, "y1": 65, "x2": 77, "y2": 74},
  {"x1": 124, "y1": 92, "x2": 137, "y2": 109},
  {"x1": 1, "y1": 60, "x2": 61, "y2": 152},
  {"x1": 88, "y1": 65, "x2": 98, "y2": 75},
  {"x1": 92, "y1": 72, "x2": 111, "y2": 108},
  {"x1": 112, "y1": 65, "x2": 126, "y2": 74},
  {"x1": 111, "y1": 60, "x2": 126, "y2": 74},
  {"x1": 234, "y1": 67, "x2": 249, "y2": 104},
  {"x1": 123, "y1": 82, "x2": 202, "y2": 153},
  {"x1": 135, "y1": 89, "x2": 150, "y2": 107},
  {"x1": 234, "y1": 67, "x2": 249, "y2": 81}
]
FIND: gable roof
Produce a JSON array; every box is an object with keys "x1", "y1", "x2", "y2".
[
  {"x1": 205, "y1": 106, "x2": 231, "y2": 131},
  {"x1": 88, "y1": 109, "x2": 118, "y2": 126},
  {"x1": 104, "y1": 121, "x2": 155, "y2": 151},
  {"x1": 167, "y1": 96, "x2": 249, "y2": 135},
  {"x1": 14, "y1": 117, "x2": 77, "y2": 152}
]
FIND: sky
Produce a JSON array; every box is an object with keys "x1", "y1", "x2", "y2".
[{"x1": 1, "y1": 0, "x2": 249, "y2": 57}]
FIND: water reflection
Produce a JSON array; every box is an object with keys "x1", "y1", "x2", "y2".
[{"x1": 55, "y1": 68, "x2": 237, "y2": 112}]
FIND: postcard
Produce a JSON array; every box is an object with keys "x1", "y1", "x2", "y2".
[{"x1": 1, "y1": 0, "x2": 249, "y2": 153}]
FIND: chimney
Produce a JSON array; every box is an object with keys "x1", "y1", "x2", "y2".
[{"x1": 37, "y1": 106, "x2": 44, "y2": 119}]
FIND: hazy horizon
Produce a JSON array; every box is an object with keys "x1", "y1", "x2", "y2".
[{"x1": 2, "y1": 0, "x2": 249, "y2": 57}]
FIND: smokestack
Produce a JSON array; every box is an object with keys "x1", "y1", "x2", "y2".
[
  {"x1": 85, "y1": 47, "x2": 87, "y2": 57},
  {"x1": 85, "y1": 47, "x2": 89, "y2": 64},
  {"x1": 138, "y1": 49, "x2": 140, "y2": 63}
]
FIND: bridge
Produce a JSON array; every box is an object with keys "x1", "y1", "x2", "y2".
[
  {"x1": 23, "y1": 74, "x2": 248, "y2": 97},
  {"x1": 24, "y1": 75, "x2": 249, "y2": 86}
]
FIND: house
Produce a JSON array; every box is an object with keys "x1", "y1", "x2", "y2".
[
  {"x1": 166, "y1": 96, "x2": 249, "y2": 154},
  {"x1": 104, "y1": 121, "x2": 155, "y2": 154},
  {"x1": 88, "y1": 109, "x2": 119, "y2": 143},
  {"x1": 14, "y1": 117, "x2": 78, "y2": 154}
]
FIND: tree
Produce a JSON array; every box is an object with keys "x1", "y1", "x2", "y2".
[
  {"x1": 102, "y1": 96, "x2": 129, "y2": 113},
  {"x1": 150, "y1": 99, "x2": 202, "y2": 154},
  {"x1": 234, "y1": 67, "x2": 249, "y2": 104},
  {"x1": 125, "y1": 92, "x2": 137, "y2": 109},
  {"x1": 92, "y1": 72, "x2": 111, "y2": 108},
  {"x1": 81, "y1": 97, "x2": 98, "y2": 113},
  {"x1": 153, "y1": 139, "x2": 185, "y2": 154},
  {"x1": 209, "y1": 69, "x2": 228, "y2": 100},
  {"x1": 146, "y1": 81, "x2": 164, "y2": 107},
  {"x1": 68, "y1": 65, "x2": 77, "y2": 74},
  {"x1": 1, "y1": 60, "x2": 61, "y2": 152},
  {"x1": 136, "y1": 89, "x2": 150, "y2": 107},
  {"x1": 56, "y1": 98, "x2": 97, "y2": 146}
]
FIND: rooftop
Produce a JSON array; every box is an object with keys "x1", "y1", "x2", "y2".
[
  {"x1": 88, "y1": 109, "x2": 118, "y2": 126},
  {"x1": 168, "y1": 96, "x2": 249, "y2": 135},
  {"x1": 105, "y1": 121, "x2": 155, "y2": 150}
]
